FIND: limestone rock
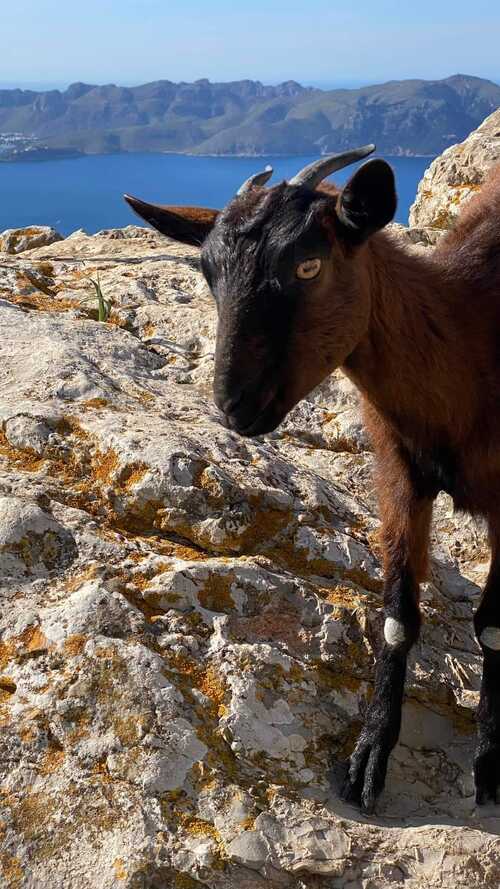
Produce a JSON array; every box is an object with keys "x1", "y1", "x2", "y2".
[
  {"x1": 409, "y1": 107, "x2": 500, "y2": 230},
  {"x1": 0, "y1": 218, "x2": 495, "y2": 889},
  {"x1": 0, "y1": 225, "x2": 64, "y2": 254}
]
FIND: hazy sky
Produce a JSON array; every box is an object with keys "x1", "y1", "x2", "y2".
[{"x1": 1, "y1": 0, "x2": 499, "y2": 88}]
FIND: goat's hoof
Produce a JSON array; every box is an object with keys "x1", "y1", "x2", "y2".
[
  {"x1": 340, "y1": 776, "x2": 376, "y2": 815},
  {"x1": 339, "y1": 740, "x2": 389, "y2": 815},
  {"x1": 475, "y1": 744, "x2": 500, "y2": 805}
]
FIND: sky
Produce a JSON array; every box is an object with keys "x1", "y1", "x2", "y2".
[{"x1": 1, "y1": 0, "x2": 499, "y2": 90}]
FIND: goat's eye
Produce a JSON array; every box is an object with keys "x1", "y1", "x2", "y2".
[{"x1": 296, "y1": 258, "x2": 321, "y2": 280}]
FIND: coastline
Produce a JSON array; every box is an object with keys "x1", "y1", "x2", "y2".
[{"x1": 0, "y1": 147, "x2": 437, "y2": 163}]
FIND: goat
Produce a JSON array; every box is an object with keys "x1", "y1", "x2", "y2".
[{"x1": 124, "y1": 147, "x2": 500, "y2": 813}]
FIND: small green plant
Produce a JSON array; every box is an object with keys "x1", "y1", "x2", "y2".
[{"x1": 80, "y1": 271, "x2": 113, "y2": 322}]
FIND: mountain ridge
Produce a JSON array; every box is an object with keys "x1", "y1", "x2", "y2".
[{"x1": 0, "y1": 73, "x2": 499, "y2": 158}]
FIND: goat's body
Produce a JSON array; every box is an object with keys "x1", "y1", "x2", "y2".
[
  {"x1": 344, "y1": 164, "x2": 500, "y2": 518},
  {"x1": 338, "y1": 166, "x2": 500, "y2": 810},
  {"x1": 126, "y1": 151, "x2": 500, "y2": 811}
]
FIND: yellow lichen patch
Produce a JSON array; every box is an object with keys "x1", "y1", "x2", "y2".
[
  {"x1": 136, "y1": 390, "x2": 155, "y2": 404},
  {"x1": 266, "y1": 532, "x2": 383, "y2": 595},
  {"x1": 431, "y1": 208, "x2": 454, "y2": 230},
  {"x1": 65, "y1": 564, "x2": 101, "y2": 592},
  {"x1": 117, "y1": 462, "x2": 149, "y2": 491},
  {"x1": 190, "y1": 760, "x2": 218, "y2": 793},
  {"x1": 24, "y1": 626, "x2": 48, "y2": 655},
  {"x1": 180, "y1": 816, "x2": 227, "y2": 867},
  {"x1": 63, "y1": 634, "x2": 87, "y2": 657},
  {"x1": 107, "y1": 313, "x2": 128, "y2": 329},
  {"x1": 0, "y1": 676, "x2": 16, "y2": 696},
  {"x1": 113, "y1": 714, "x2": 145, "y2": 746},
  {"x1": 82, "y1": 397, "x2": 109, "y2": 410},
  {"x1": 0, "y1": 677, "x2": 16, "y2": 713},
  {"x1": 93, "y1": 447, "x2": 120, "y2": 483},
  {"x1": 2, "y1": 781, "x2": 130, "y2": 867},
  {"x1": 167, "y1": 653, "x2": 228, "y2": 720},
  {"x1": 8, "y1": 290, "x2": 77, "y2": 312},
  {"x1": 230, "y1": 501, "x2": 293, "y2": 554},
  {"x1": 319, "y1": 582, "x2": 380, "y2": 610},
  {"x1": 66, "y1": 715, "x2": 92, "y2": 745},
  {"x1": 92, "y1": 760, "x2": 113, "y2": 783},
  {"x1": 196, "y1": 724, "x2": 239, "y2": 782},
  {"x1": 198, "y1": 666, "x2": 227, "y2": 718},
  {"x1": 114, "y1": 498, "x2": 164, "y2": 536},
  {"x1": 0, "y1": 626, "x2": 49, "y2": 670},
  {"x1": 113, "y1": 858, "x2": 127, "y2": 881},
  {"x1": 39, "y1": 747, "x2": 65, "y2": 775},
  {"x1": 0, "y1": 852, "x2": 23, "y2": 889},
  {"x1": 7, "y1": 791, "x2": 58, "y2": 844},
  {"x1": 197, "y1": 572, "x2": 235, "y2": 613},
  {"x1": 239, "y1": 815, "x2": 256, "y2": 831}
]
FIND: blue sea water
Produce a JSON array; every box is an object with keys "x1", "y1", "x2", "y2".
[{"x1": 0, "y1": 152, "x2": 433, "y2": 236}]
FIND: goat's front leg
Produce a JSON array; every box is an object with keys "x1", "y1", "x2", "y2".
[
  {"x1": 474, "y1": 523, "x2": 500, "y2": 804},
  {"x1": 341, "y1": 439, "x2": 433, "y2": 814}
]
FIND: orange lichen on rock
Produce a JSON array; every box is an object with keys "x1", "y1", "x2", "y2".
[
  {"x1": 92, "y1": 447, "x2": 120, "y2": 483},
  {"x1": 63, "y1": 634, "x2": 87, "y2": 656},
  {"x1": 82, "y1": 398, "x2": 109, "y2": 410},
  {"x1": 0, "y1": 852, "x2": 23, "y2": 889},
  {"x1": 113, "y1": 858, "x2": 127, "y2": 880},
  {"x1": 117, "y1": 462, "x2": 149, "y2": 491},
  {"x1": 0, "y1": 626, "x2": 49, "y2": 670},
  {"x1": 39, "y1": 747, "x2": 65, "y2": 775},
  {"x1": 197, "y1": 572, "x2": 235, "y2": 613},
  {"x1": 167, "y1": 653, "x2": 228, "y2": 719},
  {"x1": 180, "y1": 815, "x2": 227, "y2": 866},
  {"x1": 198, "y1": 666, "x2": 227, "y2": 718}
]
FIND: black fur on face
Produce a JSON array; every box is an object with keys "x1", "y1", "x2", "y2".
[{"x1": 201, "y1": 183, "x2": 334, "y2": 436}]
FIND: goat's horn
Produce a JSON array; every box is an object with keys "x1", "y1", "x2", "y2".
[
  {"x1": 289, "y1": 144, "x2": 376, "y2": 189},
  {"x1": 237, "y1": 165, "x2": 273, "y2": 196}
]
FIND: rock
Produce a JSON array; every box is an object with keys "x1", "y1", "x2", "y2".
[
  {"x1": 0, "y1": 225, "x2": 63, "y2": 254},
  {"x1": 409, "y1": 108, "x2": 500, "y2": 231},
  {"x1": 4, "y1": 415, "x2": 52, "y2": 455},
  {"x1": 0, "y1": 147, "x2": 498, "y2": 886}
]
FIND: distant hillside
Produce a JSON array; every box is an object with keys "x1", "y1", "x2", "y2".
[{"x1": 0, "y1": 74, "x2": 499, "y2": 157}]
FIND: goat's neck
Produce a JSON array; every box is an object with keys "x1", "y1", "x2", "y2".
[{"x1": 343, "y1": 230, "x2": 468, "y2": 442}]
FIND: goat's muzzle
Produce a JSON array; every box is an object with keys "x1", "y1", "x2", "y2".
[{"x1": 215, "y1": 383, "x2": 282, "y2": 437}]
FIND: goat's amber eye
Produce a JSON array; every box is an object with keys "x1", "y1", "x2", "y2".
[{"x1": 296, "y1": 258, "x2": 321, "y2": 280}]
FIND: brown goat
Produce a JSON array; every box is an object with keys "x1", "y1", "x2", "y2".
[{"x1": 124, "y1": 151, "x2": 500, "y2": 813}]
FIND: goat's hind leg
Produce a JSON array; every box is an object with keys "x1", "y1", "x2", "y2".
[{"x1": 474, "y1": 524, "x2": 500, "y2": 804}]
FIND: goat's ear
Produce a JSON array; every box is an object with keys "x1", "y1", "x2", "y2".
[
  {"x1": 124, "y1": 194, "x2": 219, "y2": 246},
  {"x1": 336, "y1": 159, "x2": 396, "y2": 244}
]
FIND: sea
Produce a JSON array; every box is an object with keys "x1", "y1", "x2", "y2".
[{"x1": 0, "y1": 152, "x2": 433, "y2": 236}]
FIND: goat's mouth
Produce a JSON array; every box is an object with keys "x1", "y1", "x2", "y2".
[{"x1": 222, "y1": 391, "x2": 285, "y2": 437}]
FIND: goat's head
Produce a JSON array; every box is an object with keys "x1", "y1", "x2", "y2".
[{"x1": 124, "y1": 147, "x2": 396, "y2": 436}]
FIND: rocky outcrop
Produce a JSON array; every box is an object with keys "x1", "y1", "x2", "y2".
[
  {"x1": 0, "y1": 225, "x2": 63, "y2": 254},
  {"x1": 409, "y1": 108, "x2": 500, "y2": 230},
  {"x1": 0, "y1": 221, "x2": 496, "y2": 889}
]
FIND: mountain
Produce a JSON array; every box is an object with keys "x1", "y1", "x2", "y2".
[{"x1": 0, "y1": 74, "x2": 499, "y2": 157}]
